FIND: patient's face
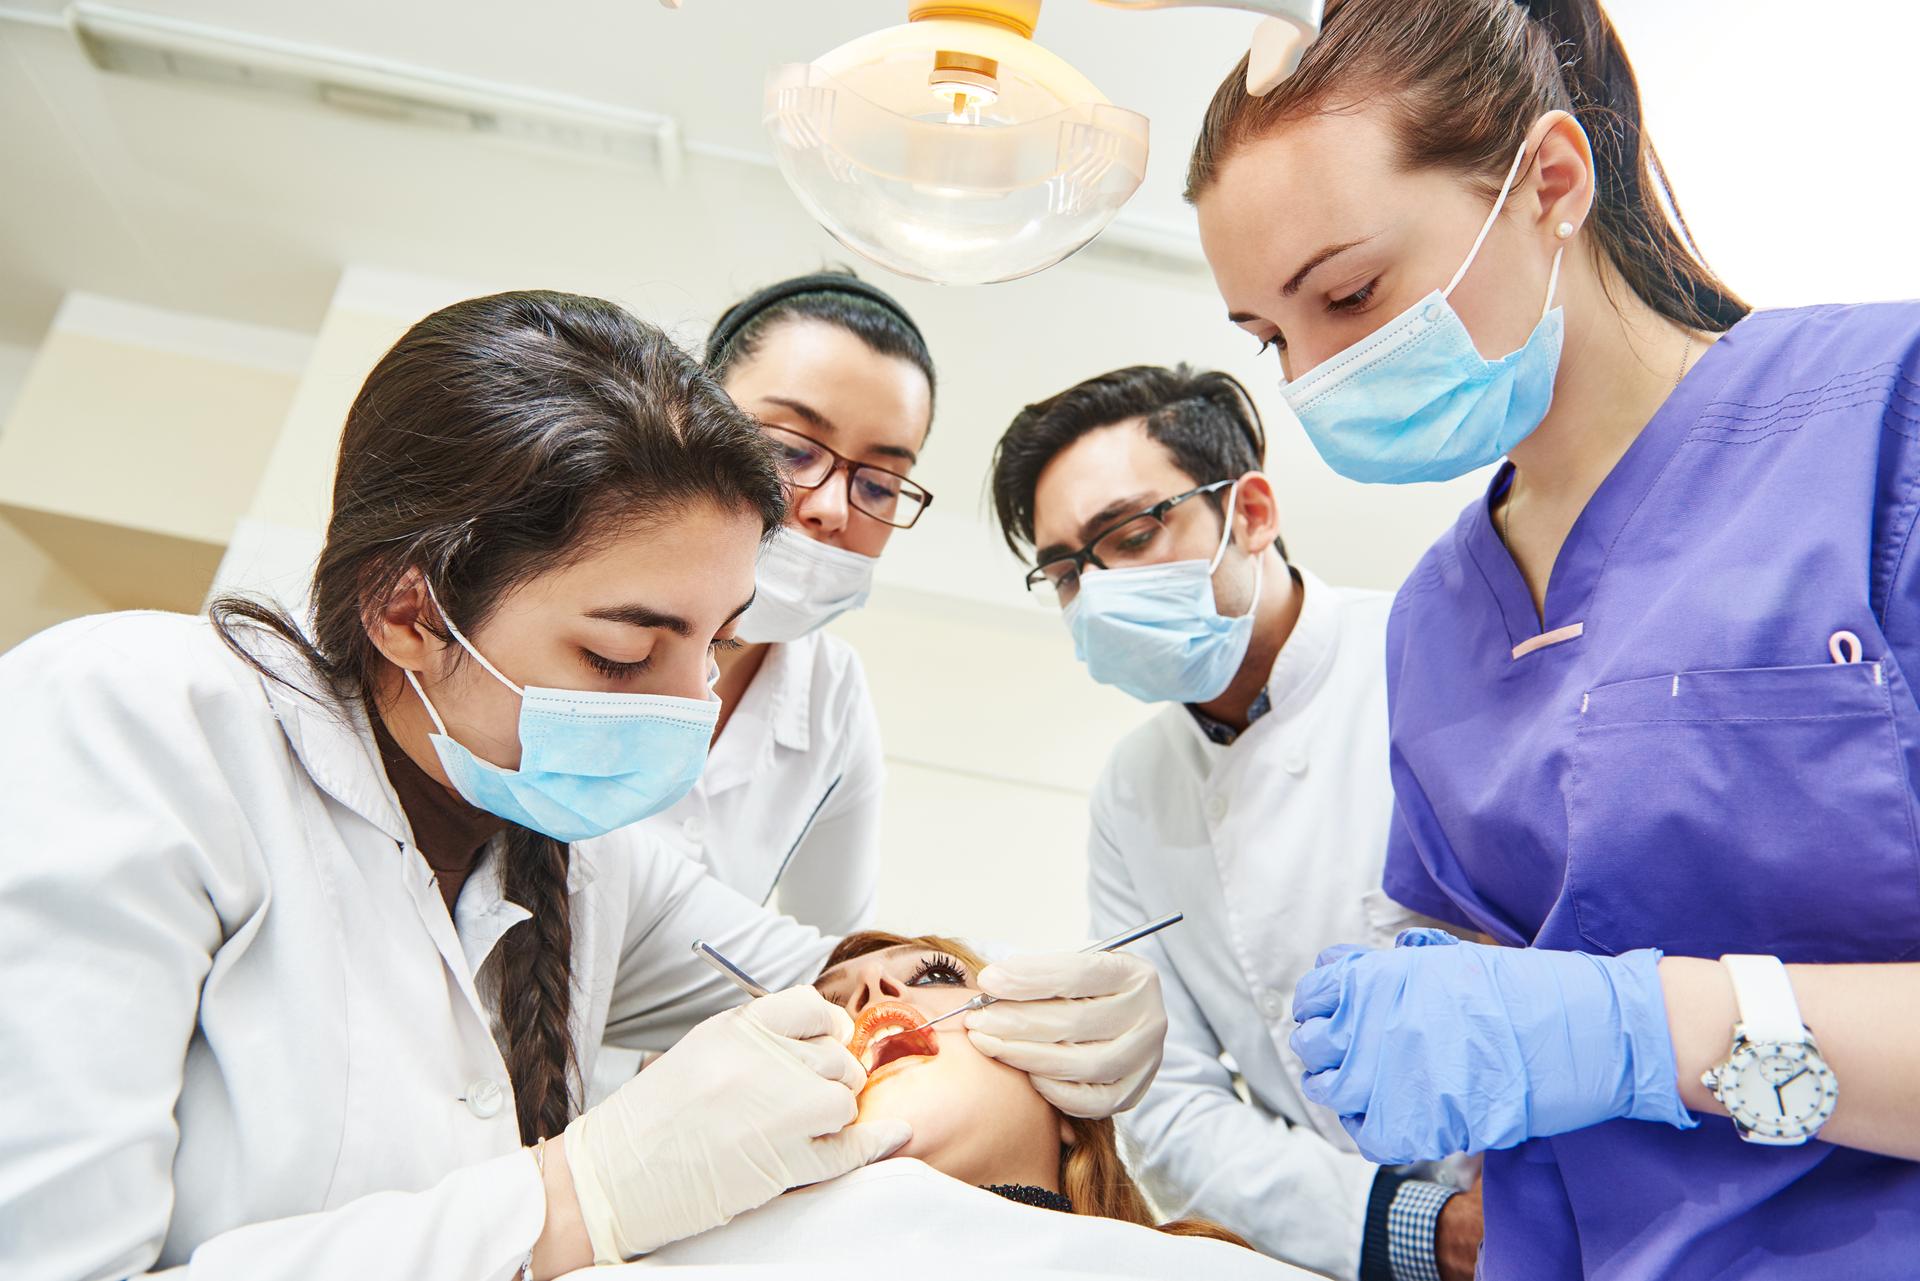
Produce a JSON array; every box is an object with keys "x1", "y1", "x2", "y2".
[{"x1": 816, "y1": 945, "x2": 1071, "y2": 1187}]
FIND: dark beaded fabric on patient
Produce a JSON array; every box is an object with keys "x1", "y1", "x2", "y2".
[{"x1": 981, "y1": 1184, "x2": 1073, "y2": 1213}]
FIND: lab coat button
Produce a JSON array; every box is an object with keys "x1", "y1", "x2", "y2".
[
  {"x1": 1205, "y1": 795, "x2": 1228, "y2": 822},
  {"x1": 465, "y1": 1078, "x2": 505, "y2": 1119},
  {"x1": 1260, "y1": 990, "x2": 1287, "y2": 1019},
  {"x1": 681, "y1": 816, "x2": 705, "y2": 841},
  {"x1": 1284, "y1": 753, "x2": 1308, "y2": 777}
]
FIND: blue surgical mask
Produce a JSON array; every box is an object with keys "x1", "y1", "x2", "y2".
[
  {"x1": 1063, "y1": 481, "x2": 1264, "y2": 705},
  {"x1": 401, "y1": 581, "x2": 720, "y2": 843},
  {"x1": 1281, "y1": 139, "x2": 1565, "y2": 484}
]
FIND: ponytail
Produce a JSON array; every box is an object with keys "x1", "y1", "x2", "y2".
[
  {"x1": 1186, "y1": 0, "x2": 1747, "y2": 334},
  {"x1": 1521, "y1": 0, "x2": 1747, "y2": 330}
]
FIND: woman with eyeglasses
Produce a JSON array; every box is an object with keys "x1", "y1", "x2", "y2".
[{"x1": 637, "y1": 272, "x2": 935, "y2": 938}]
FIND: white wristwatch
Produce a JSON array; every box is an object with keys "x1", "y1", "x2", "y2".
[{"x1": 1699, "y1": 954, "x2": 1838, "y2": 1145}]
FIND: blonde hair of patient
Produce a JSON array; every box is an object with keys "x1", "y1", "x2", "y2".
[{"x1": 825, "y1": 932, "x2": 1250, "y2": 1249}]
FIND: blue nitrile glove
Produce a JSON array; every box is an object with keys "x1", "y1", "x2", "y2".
[{"x1": 1290, "y1": 928, "x2": 1696, "y2": 1164}]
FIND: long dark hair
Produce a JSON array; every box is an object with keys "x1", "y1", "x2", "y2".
[
  {"x1": 1186, "y1": 0, "x2": 1747, "y2": 333},
  {"x1": 211, "y1": 290, "x2": 786, "y2": 1144}
]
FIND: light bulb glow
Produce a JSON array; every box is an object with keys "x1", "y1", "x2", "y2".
[{"x1": 763, "y1": 19, "x2": 1149, "y2": 284}]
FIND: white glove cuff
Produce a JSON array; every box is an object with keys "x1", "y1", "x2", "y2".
[{"x1": 563, "y1": 1115, "x2": 627, "y2": 1265}]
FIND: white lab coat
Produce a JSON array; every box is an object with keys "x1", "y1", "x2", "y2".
[
  {"x1": 587, "y1": 631, "x2": 884, "y2": 1105},
  {"x1": 594, "y1": 1158, "x2": 1321, "y2": 1278},
  {"x1": 640, "y1": 630, "x2": 884, "y2": 935},
  {"x1": 1088, "y1": 572, "x2": 1437, "y2": 1281},
  {"x1": 0, "y1": 611, "x2": 834, "y2": 1281}
]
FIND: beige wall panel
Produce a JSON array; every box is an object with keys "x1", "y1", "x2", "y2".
[
  {"x1": 0, "y1": 517, "x2": 111, "y2": 653},
  {"x1": 0, "y1": 334, "x2": 296, "y2": 545}
]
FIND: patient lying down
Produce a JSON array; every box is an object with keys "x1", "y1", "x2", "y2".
[{"x1": 603, "y1": 933, "x2": 1323, "y2": 1278}]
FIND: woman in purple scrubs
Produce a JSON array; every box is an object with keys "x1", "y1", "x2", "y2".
[{"x1": 1185, "y1": 0, "x2": 1920, "y2": 1276}]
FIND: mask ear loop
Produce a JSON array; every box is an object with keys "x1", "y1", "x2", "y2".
[
  {"x1": 404, "y1": 577, "x2": 525, "y2": 739},
  {"x1": 1206, "y1": 480, "x2": 1266, "y2": 622},
  {"x1": 1444, "y1": 140, "x2": 1531, "y2": 301},
  {"x1": 1207, "y1": 480, "x2": 1245, "y2": 575},
  {"x1": 421, "y1": 577, "x2": 525, "y2": 696}
]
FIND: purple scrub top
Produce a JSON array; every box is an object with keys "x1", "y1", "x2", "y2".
[{"x1": 1382, "y1": 303, "x2": 1920, "y2": 1279}]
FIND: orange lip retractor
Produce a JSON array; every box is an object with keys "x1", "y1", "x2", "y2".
[{"x1": 849, "y1": 999, "x2": 941, "y2": 1076}]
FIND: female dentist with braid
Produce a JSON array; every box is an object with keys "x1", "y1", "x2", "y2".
[
  {"x1": 1187, "y1": 0, "x2": 1920, "y2": 1277},
  {"x1": 0, "y1": 290, "x2": 1165, "y2": 1281}
]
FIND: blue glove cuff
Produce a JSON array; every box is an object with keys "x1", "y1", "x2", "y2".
[{"x1": 1613, "y1": 948, "x2": 1699, "y2": 1132}]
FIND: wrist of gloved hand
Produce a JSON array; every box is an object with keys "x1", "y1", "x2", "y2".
[
  {"x1": 563, "y1": 986, "x2": 910, "y2": 1262},
  {"x1": 964, "y1": 950, "x2": 1168, "y2": 1118},
  {"x1": 1291, "y1": 930, "x2": 1695, "y2": 1164}
]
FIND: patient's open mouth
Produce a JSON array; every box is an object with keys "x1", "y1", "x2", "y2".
[{"x1": 849, "y1": 1001, "x2": 941, "y2": 1076}]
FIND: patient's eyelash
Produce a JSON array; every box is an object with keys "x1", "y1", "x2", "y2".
[
  {"x1": 1258, "y1": 334, "x2": 1287, "y2": 358},
  {"x1": 712, "y1": 636, "x2": 745, "y2": 653},
  {"x1": 908, "y1": 953, "x2": 970, "y2": 987}
]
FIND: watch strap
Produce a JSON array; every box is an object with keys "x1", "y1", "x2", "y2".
[{"x1": 1720, "y1": 953, "x2": 1806, "y2": 1044}]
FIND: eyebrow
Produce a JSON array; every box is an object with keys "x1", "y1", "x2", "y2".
[
  {"x1": 1033, "y1": 491, "x2": 1155, "y2": 565},
  {"x1": 761, "y1": 395, "x2": 919, "y2": 467},
  {"x1": 1281, "y1": 235, "x2": 1376, "y2": 299},
  {"x1": 585, "y1": 594, "x2": 755, "y2": 637}
]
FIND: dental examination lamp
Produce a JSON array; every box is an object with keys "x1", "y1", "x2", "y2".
[{"x1": 663, "y1": 0, "x2": 1323, "y2": 284}]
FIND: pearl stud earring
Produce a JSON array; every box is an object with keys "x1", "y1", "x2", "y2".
[{"x1": 1555, "y1": 221, "x2": 1576, "y2": 240}]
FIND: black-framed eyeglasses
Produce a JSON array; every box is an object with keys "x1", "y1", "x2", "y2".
[
  {"x1": 759, "y1": 423, "x2": 934, "y2": 530},
  {"x1": 1025, "y1": 479, "x2": 1233, "y2": 605}
]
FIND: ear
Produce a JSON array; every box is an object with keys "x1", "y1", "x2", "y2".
[
  {"x1": 1057, "y1": 1112, "x2": 1076, "y2": 1148},
  {"x1": 1524, "y1": 109, "x2": 1596, "y2": 242},
  {"x1": 365, "y1": 568, "x2": 451, "y2": 675},
  {"x1": 1231, "y1": 471, "x2": 1284, "y2": 557}
]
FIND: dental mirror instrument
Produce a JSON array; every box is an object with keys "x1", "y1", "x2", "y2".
[
  {"x1": 911, "y1": 911, "x2": 1184, "y2": 1033},
  {"x1": 691, "y1": 939, "x2": 770, "y2": 999}
]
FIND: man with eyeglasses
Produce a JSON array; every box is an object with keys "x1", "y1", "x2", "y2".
[{"x1": 988, "y1": 365, "x2": 1480, "y2": 1281}]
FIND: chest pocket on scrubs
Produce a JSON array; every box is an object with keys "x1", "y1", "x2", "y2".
[{"x1": 1564, "y1": 659, "x2": 1920, "y2": 962}]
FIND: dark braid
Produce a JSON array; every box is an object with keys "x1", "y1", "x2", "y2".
[
  {"x1": 498, "y1": 829, "x2": 577, "y2": 1141},
  {"x1": 210, "y1": 290, "x2": 787, "y2": 1145}
]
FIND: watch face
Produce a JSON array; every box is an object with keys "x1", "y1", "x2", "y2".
[{"x1": 1720, "y1": 1042, "x2": 1838, "y2": 1140}]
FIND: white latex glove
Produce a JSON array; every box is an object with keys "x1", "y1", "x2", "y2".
[
  {"x1": 563, "y1": 985, "x2": 911, "y2": 1261},
  {"x1": 964, "y1": 950, "x2": 1168, "y2": 1118}
]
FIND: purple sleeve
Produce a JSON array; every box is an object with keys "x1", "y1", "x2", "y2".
[
  {"x1": 1382, "y1": 798, "x2": 1479, "y2": 933},
  {"x1": 1381, "y1": 578, "x2": 1480, "y2": 934}
]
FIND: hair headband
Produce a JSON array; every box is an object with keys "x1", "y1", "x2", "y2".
[{"x1": 705, "y1": 273, "x2": 924, "y2": 368}]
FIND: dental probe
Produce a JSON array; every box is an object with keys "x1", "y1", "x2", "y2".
[
  {"x1": 691, "y1": 939, "x2": 770, "y2": 999},
  {"x1": 910, "y1": 910, "x2": 1185, "y2": 1034}
]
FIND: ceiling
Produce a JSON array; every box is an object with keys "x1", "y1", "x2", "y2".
[
  {"x1": 3, "y1": 0, "x2": 1916, "y2": 604},
  {"x1": 5, "y1": 0, "x2": 1918, "y2": 353}
]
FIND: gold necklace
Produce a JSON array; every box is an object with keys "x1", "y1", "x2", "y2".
[{"x1": 1501, "y1": 330, "x2": 1695, "y2": 548}]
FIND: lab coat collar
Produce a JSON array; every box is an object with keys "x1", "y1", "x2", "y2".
[
  {"x1": 1175, "y1": 567, "x2": 1342, "y2": 752},
  {"x1": 1256, "y1": 566, "x2": 1343, "y2": 725},
  {"x1": 246, "y1": 626, "x2": 600, "y2": 897},
  {"x1": 246, "y1": 632, "x2": 412, "y2": 845},
  {"x1": 703, "y1": 635, "x2": 815, "y2": 796},
  {"x1": 765, "y1": 633, "x2": 816, "y2": 753}
]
